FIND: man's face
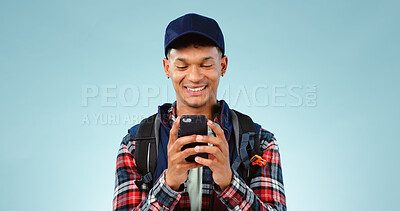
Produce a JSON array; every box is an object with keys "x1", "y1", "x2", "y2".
[{"x1": 163, "y1": 45, "x2": 227, "y2": 109}]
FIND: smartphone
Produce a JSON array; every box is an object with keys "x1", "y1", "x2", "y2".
[{"x1": 178, "y1": 115, "x2": 208, "y2": 162}]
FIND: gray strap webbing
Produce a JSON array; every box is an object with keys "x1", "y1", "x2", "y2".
[
  {"x1": 231, "y1": 110, "x2": 240, "y2": 156},
  {"x1": 231, "y1": 132, "x2": 256, "y2": 172},
  {"x1": 230, "y1": 110, "x2": 256, "y2": 172},
  {"x1": 154, "y1": 114, "x2": 161, "y2": 160}
]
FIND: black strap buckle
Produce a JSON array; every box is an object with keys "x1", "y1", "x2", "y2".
[{"x1": 142, "y1": 172, "x2": 153, "y2": 183}]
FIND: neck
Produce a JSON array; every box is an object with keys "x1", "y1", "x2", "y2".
[{"x1": 176, "y1": 100, "x2": 218, "y2": 120}]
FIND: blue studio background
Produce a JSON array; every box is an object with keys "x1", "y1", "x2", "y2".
[{"x1": 1, "y1": 0, "x2": 399, "y2": 210}]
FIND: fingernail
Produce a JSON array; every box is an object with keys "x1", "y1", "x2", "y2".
[
  {"x1": 195, "y1": 157, "x2": 200, "y2": 162},
  {"x1": 208, "y1": 120, "x2": 213, "y2": 125},
  {"x1": 195, "y1": 146, "x2": 200, "y2": 151},
  {"x1": 196, "y1": 135, "x2": 203, "y2": 140}
]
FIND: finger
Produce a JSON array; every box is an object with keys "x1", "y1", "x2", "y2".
[
  {"x1": 207, "y1": 120, "x2": 225, "y2": 139},
  {"x1": 196, "y1": 135, "x2": 223, "y2": 146},
  {"x1": 168, "y1": 147, "x2": 198, "y2": 165},
  {"x1": 196, "y1": 135, "x2": 228, "y2": 155},
  {"x1": 178, "y1": 146, "x2": 203, "y2": 161},
  {"x1": 194, "y1": 156, "x2": 214, "y2": 167},
  {"x1": 173, "y1": 135, "x2": 199, "y2": 151},
  {"x1": 194, "y1": 145, "x2": 224, "y2": 160},
  {"x1": 170, "y1": 148, "x2": 207, "y2": 168},
  {"x1": 177, "y1": 162, "x2": 204, "y2": 171},
  {"x1": 169, "y1": 116, "x2": 181, "y2": 144}
]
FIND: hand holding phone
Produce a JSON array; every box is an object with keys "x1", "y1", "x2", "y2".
[{"x1": 178, "y1": 115, "x2": 208, "y2": 162}]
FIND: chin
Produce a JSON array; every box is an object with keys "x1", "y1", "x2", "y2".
[
  {"x1": 184, "y1": 97, "x2": 217, "y2": 109},
  {"x1": 177, "y1": 92, "x2": 217, "y2": 108},
  {"x1": 184, "y1": 100, "x2": 206, "y2": 108}
]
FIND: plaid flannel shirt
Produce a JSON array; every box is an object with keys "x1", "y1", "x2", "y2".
[{"x1": 113, "y1": 101, "x2": 286, "y2": 210}]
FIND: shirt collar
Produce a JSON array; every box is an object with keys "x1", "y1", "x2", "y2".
[
  {"x1": 158, "y1": 100, "x2": 232, "y2": 142},
  {"x1": 166, "y1": 101, "x2": 225, "y2": 127}
]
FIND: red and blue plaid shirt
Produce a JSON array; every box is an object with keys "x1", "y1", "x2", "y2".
[{"x1": 113, "y1": 101, "x2": 286, "y2": 210}]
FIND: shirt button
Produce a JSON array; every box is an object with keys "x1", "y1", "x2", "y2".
[{"x1": 169, "y1": 197, "x2": 174, "y2": 202}]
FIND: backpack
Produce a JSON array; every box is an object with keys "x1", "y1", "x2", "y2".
[{"x1": 129, "y1": 109, "x2": 266, "y2": 189}]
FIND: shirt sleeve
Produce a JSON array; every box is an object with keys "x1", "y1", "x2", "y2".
[
  {"x1": 113, "y1": 138, "x2": 184, "y2": 211},
  {"x1": 215, "y1": 129, "x2": 287, "y2": 211}
]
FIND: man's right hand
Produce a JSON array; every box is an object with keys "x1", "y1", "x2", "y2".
[{"x1": 165, "y1": 116, "x2": 204, "y2": 191}]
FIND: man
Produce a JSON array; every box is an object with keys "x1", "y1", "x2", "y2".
[{"x1": 113, "y1": 13, "x2": 286, "y2": 210}]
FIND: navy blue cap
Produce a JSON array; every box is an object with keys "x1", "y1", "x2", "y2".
[{"x1": 164, "y1": 13, "x2": 225, "y2": 57}]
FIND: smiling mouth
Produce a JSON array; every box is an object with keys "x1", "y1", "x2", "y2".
[{"x1": 185, "y1": 86, "x2": 207, "y2": 92}]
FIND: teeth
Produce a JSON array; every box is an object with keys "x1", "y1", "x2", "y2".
[{"x1": 187, "y1": 86, "x2": 206, "y2": 91}]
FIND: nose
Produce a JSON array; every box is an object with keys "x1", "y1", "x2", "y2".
[{"x1": 187, "y1": 66, "x2": 202, "y2": 82}]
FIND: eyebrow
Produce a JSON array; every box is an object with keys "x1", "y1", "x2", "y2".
[
  {"x1": 202, "y1": 56, "x2": 215, "y2": 61},
  {"x1": 176, "y1": 58, "x2": 186, "y2": 62},
  {"x1": 176, "y1": 56, "x2": 215, "y2": 62}
]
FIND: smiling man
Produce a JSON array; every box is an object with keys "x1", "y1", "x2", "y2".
[
  {"x1": 113, "y1": 13, "x2": 286, "y2": 211},
  {"x1": 164, "y1": 33, "x2": 226, "y2": 116}
]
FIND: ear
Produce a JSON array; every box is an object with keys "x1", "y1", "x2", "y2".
[
  {"x1": 220, "y1": 55, "x2": 228, "y2": 76},
  {"x1": 163, "y1": 58, "x2": 170, "y2": 78}
]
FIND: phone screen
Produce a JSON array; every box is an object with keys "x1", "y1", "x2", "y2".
[{"x1": 178, "y1": 115, "x2": 209, "y2": 162}]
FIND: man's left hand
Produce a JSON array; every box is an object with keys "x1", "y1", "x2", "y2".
[{"x1": 194, "y1": 120, "x2": 232, "y2": 190}]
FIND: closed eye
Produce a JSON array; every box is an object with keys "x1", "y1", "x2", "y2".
[{"x1": 176, "y1": 66, "x2": 188, "y2": 69}]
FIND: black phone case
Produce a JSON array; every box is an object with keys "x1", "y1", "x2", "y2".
[{"x1": 178, "y1": 115, "x2": 208, "y2": 162}]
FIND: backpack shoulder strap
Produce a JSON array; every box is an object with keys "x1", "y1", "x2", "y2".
[
  {"x1": 134, "y1": 113, "x2": 159, "y2": 188},
  {"x1": 233, "y1": 110, "x2": 262, "y2": 155},
  {"x1": 231, "y1": 109, "x2": 263, "y2": 184}
]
